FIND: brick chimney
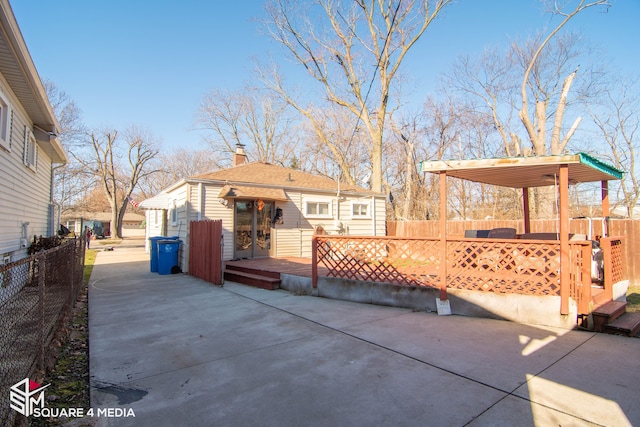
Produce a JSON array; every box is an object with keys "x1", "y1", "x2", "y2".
[{"x1": 233, "y1": 143, "x2": 247, "y2": 166}]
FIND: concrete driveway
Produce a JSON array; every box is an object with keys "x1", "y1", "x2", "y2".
[{"x1": 88, "y1": 242, "x2": 640, "y2": 426}]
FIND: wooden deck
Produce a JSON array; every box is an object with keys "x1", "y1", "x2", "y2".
[{"x1": 225, "y1": 257, "x2": 328, "y2": 278}]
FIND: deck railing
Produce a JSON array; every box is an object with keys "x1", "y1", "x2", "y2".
[
  {"x1": 600, "y1": 236, "x2": 626, "y2": 301},
  {"x1": 312, "y1": 235, "x2": 625, "y2": 315}
]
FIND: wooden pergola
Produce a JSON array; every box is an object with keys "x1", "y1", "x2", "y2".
[{"x1": 420, "y1": 153, "x2": 625, "y2": 314}]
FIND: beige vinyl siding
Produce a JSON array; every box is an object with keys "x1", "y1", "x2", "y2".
[
  {"x1": 202, "y1": 184, "x2": 234, "y2": 260},
  {"x1": 0, "y1": 96, "x2": 53, "y2": 258},
  {"x1": 273, "y1": 191, "x2": 386, "y2": 257},
  {"x1": 339, "y1": 196, "x2": 386, "y2": 236},
  {"x1": 188, "y1": 183, "x2": 201, "y2": 222},
  {"x1": 272, "y1": 196, "x2": 304, "y2": 257},
  {"x1": 373, "y1": 196, "x2": 386, "y2": 235}
]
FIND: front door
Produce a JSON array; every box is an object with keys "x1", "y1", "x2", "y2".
[{"x1": 234, "y1": 200, "x2": 274, "y2": 258}]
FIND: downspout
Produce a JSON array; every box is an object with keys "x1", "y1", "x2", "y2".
[{"x1": 49, "y1": 164, "x2": 59, "y2": 236}]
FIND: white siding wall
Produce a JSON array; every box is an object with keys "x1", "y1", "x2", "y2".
[
  {"x1": 144, "y1": 210, "x2": 166, "y2": 253},
  {"x1": 163, "y1": 184, "x2": 189, "y2": 271},
  {"x1": 0, "y1": 78, "x2": 55, "y2": 261}
]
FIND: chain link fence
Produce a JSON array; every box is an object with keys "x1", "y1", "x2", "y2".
[{"x1": 0, "y1": 236, "x2": 86, "y2": 426}]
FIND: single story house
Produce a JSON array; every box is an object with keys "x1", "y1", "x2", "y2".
[{"x1": 140, "y1": 147, "x2": 386, "y2": 272}]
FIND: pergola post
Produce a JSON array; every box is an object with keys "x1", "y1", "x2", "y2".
[
  {"x1": 559, "y1": 165, "x2": 570, "y2": 315},
  {"x1": 522, "y1": 187, "x2": 531, "y2": 234},
  {"x1": 439, "y1": 171, "x2": 448, "y2": 300}
]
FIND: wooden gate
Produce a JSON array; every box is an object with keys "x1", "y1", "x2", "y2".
[{"x1": 189, "y1": 220, "x2": 223, "y2": 285}]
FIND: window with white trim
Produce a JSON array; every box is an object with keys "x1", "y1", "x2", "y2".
[
  {"x1": 304, "y1": 199, "x2": 332, "y2": 218},
  {"x1": 23, "y1": 127, "x2": 37, "y2": 170},
  {"x1": 351, "y1": 201, "x2": 370, "y2": 218},
  {"x1": 170, "y1": 200, "x2": 178, "y2": 225},
  {"x1": 0, "y1": 92, "x2": 12, "y2": 151}
]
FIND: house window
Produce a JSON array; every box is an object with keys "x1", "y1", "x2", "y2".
[
  {"x1": 170, "y1": 200, "x2": 178, "y2": 225},
  {"x1": 351, "y1": 201, "x2": 370, "y2": 218},
  {"x1": 0, "y1": 92, "x2": 12, "y2": 151},
  {"x1": 23, "y1": 127, "x2": 37, "y2": 170},
  {"x1": 304, "y1": 199, "x2": 332, "y2": 218}
]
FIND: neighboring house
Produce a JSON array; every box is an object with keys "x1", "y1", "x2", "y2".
[
  {"x1": 611, "y1": 205, "x2": 640, "y2": 219},
  {"x1": 62, "y1": 212, "x2": 146, "y2": 238},
  {"x1": 140, "y1": 147, "x2": 386, "y2": 272},
  {"x1": 0, "y1": 0, "x2": 68, "y2": 263}
]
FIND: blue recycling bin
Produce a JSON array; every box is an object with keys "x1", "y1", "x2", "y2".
[
  {"x1": 149, "y1": 236, "x2": 179, "y2": 272},
  {"x1": 157, "y1": 239, "x2": 182, "y2": 275}
]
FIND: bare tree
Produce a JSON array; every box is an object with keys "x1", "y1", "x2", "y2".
[
  {"x1": 77, "y1": 126, "x2": 159, "y2": 238},
  {"x1": 44, "y1": 80, "x2": 90, "y2": 215},
  {"x1": 519, "y1": 0, "x2": 610, "y2": 156},
  {"x1": 299, "y1": 104, "x2": 371, "y2": 185},
  {"x1": 262, "y1": 0, "x2": 451, "y2": 193},
  {"x1": 589, "y1": 76, "x2": 639, "y2": 217},
  {"x1": 446, "y1": 31, "x2": 608, "y2": 217},
  {"x1": 195, "y1": 85, "x2": 299, "y2": 167},
  {"x1": 138, "y1": 147, "x2": 224, "y2": 197}
]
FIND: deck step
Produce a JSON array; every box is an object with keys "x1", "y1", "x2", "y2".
[
  {"x1": 224, "y1": 269, "x2": 281, "y2": 290},
  {"x1": 592, "y1": 301, "x2": 627, "y2": 332},
  {"x1": 604, "y1": 312, "x2": 640, "y2": 337},
  {"x1": 224, "y1": 264, "x2": 281, "y2": 279}
]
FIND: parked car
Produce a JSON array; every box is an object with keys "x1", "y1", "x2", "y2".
[{"x1": 84, "y1": 220, "x2": 105, "y2": 239}]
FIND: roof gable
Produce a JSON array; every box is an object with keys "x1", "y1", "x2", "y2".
[{"x1": 191, "y1": 162, "x2": 380, "y2": 195}]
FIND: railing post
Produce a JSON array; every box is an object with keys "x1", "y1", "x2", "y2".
[
  {"x1": 601, "y1": 237, "x2": 613, "y2": 301},
  {"x1": 580, "y1": 243, "x2": 592, "y2": 315},
  {"x1": 312, "y1": 236, "x2": 318, "y2": 289}
]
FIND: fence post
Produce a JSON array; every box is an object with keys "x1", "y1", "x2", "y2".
[
  {"x1": 38, "y1": 256, "x2": 46, "y2": 373},
  {"x1": 70, "y1": 238, "x2": 76, "y2": 302},
  {"x1": 220, "y1": 233, "x2": 224, "y2": 285},
  {"x1": 312, "y1": 236, "x2": 318, "y2": 289}
]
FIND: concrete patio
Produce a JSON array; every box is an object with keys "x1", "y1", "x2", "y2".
[{"x1": 88, "y1": 242, "x2": 640, "y2": 426}]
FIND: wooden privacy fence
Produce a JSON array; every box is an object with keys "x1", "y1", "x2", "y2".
[
  {"x1": 189, "y1": 220, "x2": 223, "y2": 285},
  {"x1": 388, "y1": 219, "x2": 639, "y2": 286}
]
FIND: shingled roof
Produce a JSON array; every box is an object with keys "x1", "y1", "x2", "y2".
[{"x1": 190, "y1": 162, "x2": 380, "y2": 195}]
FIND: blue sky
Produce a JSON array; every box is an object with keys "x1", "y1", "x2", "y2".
[{"x1": 10, "y1": 0, "x2": 639, "y2": 151}]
